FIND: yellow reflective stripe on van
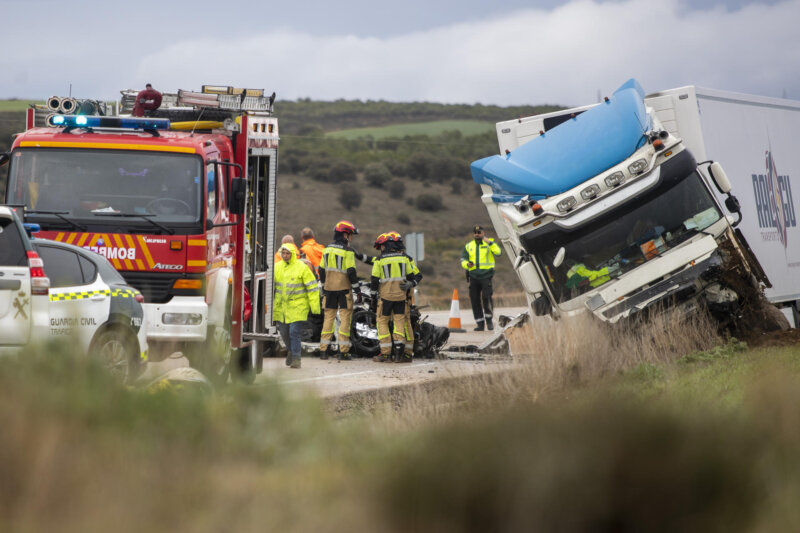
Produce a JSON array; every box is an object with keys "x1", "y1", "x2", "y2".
[
  {"x1": 50, "y1": 289, "x2": 111, "y2": 301},
  {"x1": 19, "y1": 141, "x2": 197, "y2": 154},
  {"x1": 49, "y1": 288, "x2": 139, "y2": 301}
]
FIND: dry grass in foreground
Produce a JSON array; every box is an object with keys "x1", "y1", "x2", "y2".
[{"x1": 368, "y1": 309, "x2": 720, "y2": 431}]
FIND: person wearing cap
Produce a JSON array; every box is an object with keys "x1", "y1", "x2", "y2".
[
  {"x1": 461, "y1": 225, "x2": 502, "y2": 331},
  {"x1": 318, "y1": 220, "x2": 360, "y2": 360},
  {"x1": 273, "y1": 243, "x2": 320, "y2": 369}
]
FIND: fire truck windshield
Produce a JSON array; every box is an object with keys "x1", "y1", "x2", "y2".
[{"x1": 7, "y1": 148, "x2": 203, "y2": 229}]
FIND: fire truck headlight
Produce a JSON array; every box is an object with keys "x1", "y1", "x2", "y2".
[{"x1": 162, "y1": 313, "x2": 203, "y2": 326}]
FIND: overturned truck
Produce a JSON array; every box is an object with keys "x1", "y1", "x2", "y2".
[{"x1": 471, "y1": 79, "x2": 796, "y2": 334}]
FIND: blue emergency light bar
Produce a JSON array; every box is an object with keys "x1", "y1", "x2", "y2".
[{"x1": 50, "y1": 115, "x2": 170, "y2": 130}]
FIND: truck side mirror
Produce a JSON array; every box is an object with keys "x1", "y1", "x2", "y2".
[
  {"x1": 553, "y1": 247, "x2": 566, "y2": 268},
  {"x1": 0, "y1": 152, "x2": 9, "y2": 166},
  {"x1": 709, "y1": 162, "x2": 732, "y2": 194},
  {"x1": 228, "y1": 177, "x2": 246, "y2": 215}
]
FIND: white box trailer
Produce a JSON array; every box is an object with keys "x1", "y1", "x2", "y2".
[
  {"x1": 645, "y1": 87, "x2": 800, "y2": 326},
  {"x1": 494, "y1": 85, "x2": 800, "y2": 327}
]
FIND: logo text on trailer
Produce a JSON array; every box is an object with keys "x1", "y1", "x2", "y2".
[{"x1": 751, "y1": 150, "x2": 796, "y2": 248}]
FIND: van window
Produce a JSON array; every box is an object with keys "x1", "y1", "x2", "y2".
[{"x1": 0, "y1": 218, "x2": 27, "y2": 267}]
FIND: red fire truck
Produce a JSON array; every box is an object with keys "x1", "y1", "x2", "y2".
[{"x1": 1, "y1": 86, "x2": 281, "y2": 382}]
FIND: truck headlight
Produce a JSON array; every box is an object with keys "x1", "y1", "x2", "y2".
[
  {"x1": 557, "y1": 196, "x2": 577, "y2": 212},
  {"x1": 604, "y1": 171, "x2": 624, "y2": 187},
  {"x1": 162, "y1": 313, "x2": 203, "y2": 326},
  {"x1": 628, "y1": 159, "x2": 648, "y2": 174},
  {"x1": 580, "y1": 184, "x2": 600, "y2": 200}
]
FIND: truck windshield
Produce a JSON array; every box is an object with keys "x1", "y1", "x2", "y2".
[
  {"x1": 6, "y1": 148, "x2": 203, "y2": 227},
  {"x1": 524, "y1": 169, "x2": 722, "y2": 304}
]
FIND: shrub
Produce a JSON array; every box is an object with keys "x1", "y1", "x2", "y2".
[
  {"x1": 384, "y1": 159, "x2": 407, "y2": 177},
  {"x1": 396, "y1": 213, "x2": 411, "y2": 225},
  {"x1": 388, "y1": 179, "x2": 405, "y2": 198},
  {"x1": 338, "y1": 184, "x2": 363, "y2": 210},
  {"x1": 406, "y1": 152, "x2": 436, "y2": 180},
  {"x1": 450, "y1": 179, "x2": 462, "y2": 194},
  {"x1": 416, "y1": 193, "x2": 444, "y2": 212},
  {"x1": 364, "y1": 163, "x2": 392, "y2": 188},
  {"x1": 328, "y1": 161, "x2": 357, "y2": 183}
]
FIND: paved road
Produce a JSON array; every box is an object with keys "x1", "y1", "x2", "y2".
[
  {"x1": 253, "y1": 306, "x2": 529, "y2": 397},
  {"x1": 141, "y1": 306, "x2": 530, "y2": 398}
]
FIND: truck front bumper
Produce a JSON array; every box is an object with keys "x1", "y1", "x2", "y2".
[{"x1": 143, "y1": 296, "x2": 207, "y2": 342}]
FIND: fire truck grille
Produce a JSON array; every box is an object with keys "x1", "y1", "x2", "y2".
[{"x1": 119, "y1": 272, "x2": 180, "y2": 304}]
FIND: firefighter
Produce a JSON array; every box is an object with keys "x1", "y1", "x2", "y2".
[
  {"x1": 318, "y1": 220, "x2": 360, "y2": 360},
  {"x1": 461, "y1": 225, "x2": 502, "y2": 331},
  {"x1": 273, "y1": 243, "x2": 320, "y2": 369},
  {"x1": 370, "y1": 232, "x2": 418, "y2": 363}
]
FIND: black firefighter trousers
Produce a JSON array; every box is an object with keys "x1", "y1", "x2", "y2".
[{"x1": 468, "y1": 276, "x2": 494, "y2": 324}]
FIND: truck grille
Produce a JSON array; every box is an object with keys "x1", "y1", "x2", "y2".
[{"x1": 119, "y1": 272, "x2": 180, "y2": 304}]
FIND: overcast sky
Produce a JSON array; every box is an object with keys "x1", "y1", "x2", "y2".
[{"x1": 1, "y1": 0, "x2": 797, "y2": 107}]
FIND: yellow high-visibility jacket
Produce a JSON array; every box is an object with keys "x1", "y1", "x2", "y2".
[
  {"x1": 274, "y1": 244, "x2": 321, "y2": 323},
  {"x1": 461, "y1": 238, "x2": 501, "y2": 279}
]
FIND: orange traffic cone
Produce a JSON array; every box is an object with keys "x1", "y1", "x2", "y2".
[{"x1": 448, "y1": 289, "x2": 466, "y2": 332}]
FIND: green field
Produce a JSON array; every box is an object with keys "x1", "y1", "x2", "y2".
[
  {"x1": 0, "y1": 99, "x2": 42, "y2": 111},
  {"x1": 326, "y1": 119, "x2": 496, "y2": 139}
]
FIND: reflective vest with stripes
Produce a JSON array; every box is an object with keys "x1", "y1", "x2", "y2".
[
  {"x1": 371, "y1": 252, "x2": 414, "y2": 301},
  {"x1": 320, "y1": 244, "x2": 356, "y2": 291},
  {"x1": 461, "y1": 239, "x2": 501, "y2": 277}
]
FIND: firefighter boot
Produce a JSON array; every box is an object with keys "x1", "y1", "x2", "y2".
[
  {"x1": 285, "y1": 351, "x2": 292, "y2": 367},
  {"x1": 392, "y1": 343, "x2": 405, "y2": 363},
  {"x1": 473, "y1": 319, "x2": 485, "y2": 332},
  {"x1": 321, "y1": 346, "x2": 334, "y2": 360},
  {"x1": 487, "y1": 317, "x2": 494, "y2": 331},
  {"x1": 290, "y1": 355, "x2": 302, "y2": 369},
  {"x1": 338, "y1": 351, "x2": 352, "y2": 361}
]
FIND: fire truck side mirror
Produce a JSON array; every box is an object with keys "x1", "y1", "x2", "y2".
[
  {"x1": 0, "y1": 152, "x2": 9, "y2": 167},
  {"x1": 229, "y1": 177, "x2": 246, "y2": 215}
]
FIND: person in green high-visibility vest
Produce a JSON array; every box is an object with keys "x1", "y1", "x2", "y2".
[{"x1": 460, "y1": 225, "x2": 501, "y2": 331}]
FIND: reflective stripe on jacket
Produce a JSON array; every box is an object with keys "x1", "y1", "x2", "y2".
[
  {"x1": 274, "y1": 243, "x2": 321, "y2": 323},
  {"x1": 461, "y1": 239, "x2": 501, "y2": 278}
]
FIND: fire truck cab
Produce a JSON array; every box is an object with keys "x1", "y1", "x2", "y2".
[{"x1": 2, "y1": 86, "x2": 280, "y2": 382}]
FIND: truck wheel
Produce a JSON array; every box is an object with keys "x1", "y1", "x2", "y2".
[
  {"x1": 206, "y1": 320, "x2": 232, "y2": 385},
  {"x1": 230, "y1": 345, "x2": 256, "y2": 384},
  {"x1": 350, "y1": 308, "x2": 380, "y2": 357},
  {"x1": 90, "y1": 326, "x2": 138, "y2": 383}
]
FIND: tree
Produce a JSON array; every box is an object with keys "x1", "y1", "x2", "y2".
[
  {"x1": 416, "y1": 193, "x2": 443, "y2": 212},
  {"x1": 328, "y1": 161, "x2": 357, "y2": 183},
  {"x1": 338, "y1": 184, "x2": 363, "y2": 210},
  {"x1": 364, "y1": 162, "x2": 392, "y2": 188}
]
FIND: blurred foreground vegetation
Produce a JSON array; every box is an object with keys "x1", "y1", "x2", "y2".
[{"x1": 4, "y1": 319, "x2": 800, "y2": 532}]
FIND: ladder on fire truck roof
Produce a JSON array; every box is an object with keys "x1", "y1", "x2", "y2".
[{"x1": 119, "y1": 85, "x2": 276, "y2": 116}]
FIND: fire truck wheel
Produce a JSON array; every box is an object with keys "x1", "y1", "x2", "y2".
[
  {"x1": 231, "y1": 348, "x2": 256, "y2": 384},
  {"x1": 89, "y1": 326, "x2": 138, "y2": 383}
]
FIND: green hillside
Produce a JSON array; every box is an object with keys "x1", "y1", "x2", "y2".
[
  {"x1": 326, "y1": 120, "x2": 495, "y2": 139},
  {"x1": 0, "y1": 99, "x2": 41, "y2": 112}
]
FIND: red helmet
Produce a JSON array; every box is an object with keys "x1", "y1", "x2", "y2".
[
  {"x1": 334, "y1": 220, "x2": 359, "y2": 235},
  {"x1": 374, "y1": 232, "x2": 390, "y2": 249},
  {"x1": 385, "y1": 231, "x2": 402, "y2": 242}
]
